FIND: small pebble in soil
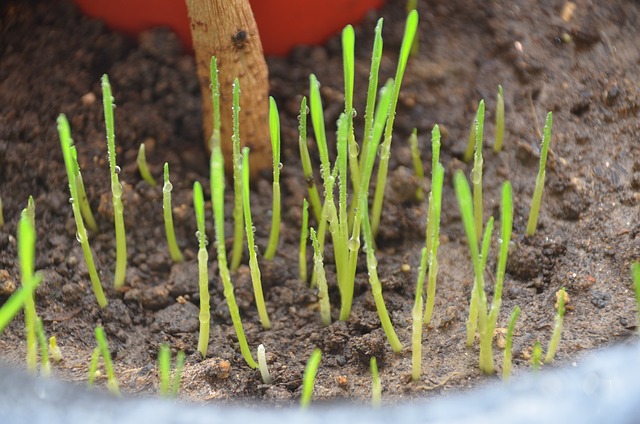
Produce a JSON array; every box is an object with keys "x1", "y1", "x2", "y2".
[
  {"x1": 153, "y1": 302, "x2": 199, "y2": 334},
  {"x1": 590, "y1": 290, "x2": 610, "y2": 309},
  {"x1": 204, "y1": 357, "x2": 231, "y2": 381},
  {"x1": 0, "y1": 270, "x2": 16, "y2": 297}
]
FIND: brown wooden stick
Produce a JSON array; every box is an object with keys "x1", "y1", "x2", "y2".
[{"x1": 185, "y1": 0, "x2": 270, "y2": 178}]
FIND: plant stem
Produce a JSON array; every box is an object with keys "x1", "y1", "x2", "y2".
[
  {"x1": 264, "y1": 97, "x2": 281, "y2": 260},
  {"x1": 297, "y1": 97, "x2": 323, "y2": 222},
  {"x1": 408, "y1": 128, "x2": 425, "y2": 201},
  {"x1": 18, "y1": 208, "x2": 38, "y2": 373},
  {"x1": 95, "y1": 326, "x2": 121, "y2": 396},
  {"x1": 472, "y1": 100, "x2": 485, "y2": 241},
  {"x1": 545, "y1": 287, "x2": 566, "y2": 363},
  {"x1": 136, "y1": 143, "x2": 157, "y2": 186},
  {"x1": 310, "y1": 228, "x2": 331, "y2": 327},
  {"x1": 257, "y1": 344, "x2": 272, "y2": 384},
  {"x1": 423, "y1": 163, "x2": 445, "y2": 325},
  {"x1": 299, "y1": 199, "x2": 309, "y2": 283},
  {"x1": 300, "y1": 348, "x2": 322, "y2": 408},
  {"x1": 370, "y1": 357, "x2": 381, "y2": 407},
  {"x1": 193, "y1": 181, "x2": 210, "y2": 356},
  {"x1": 502, "y1": 306, "x2": 521, "y2": 382},
  {"x1": 230, "y1": 78, "x2": 244, "y2": 272},
  {"x1": 162, "y1": 163, "x2": 184, "y2": 262},
  {"x1": 526, "y1": 111, "x2": 553, "y2": 236},
  {"x1": 71, "y1": 148, "x2": 98, "y2": 233}
]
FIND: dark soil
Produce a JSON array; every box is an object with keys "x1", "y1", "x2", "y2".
[{"x1": 1, "y1": 0, "x2": 639, "y2": 405}]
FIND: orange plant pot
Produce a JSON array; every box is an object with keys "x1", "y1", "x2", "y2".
[{"x1": 72, "y1": 0, "x2": 384, "y2": 56}]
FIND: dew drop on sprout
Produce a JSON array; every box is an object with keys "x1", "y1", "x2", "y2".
[
  {"x1": 251, "y1": 226, "x2": 257, "y2": 233},
  {"x1": 352, "y1": 109, "x2": 357, "y2": 118},
  {"x1": 278, "y1": 163, "x2": 283, "y2": 170},
  {"x1": 195, "y1": 230, "x2": 201, "y2": 240},
  {"x1": 114, "y1": 165, "x2": 121, "y2": 174},
  {"x1": 348, "y1": 236, "x2": 360, "y2": 252},
  {"x1": 68, "y1": 198, "x2": 74, "y2": 204},
  {"x1": 163, "y1": 182, "x2": 173, "y2": 192},
  {"x1": 304, "y1": 105, "x2": 310, "y2": 114}
]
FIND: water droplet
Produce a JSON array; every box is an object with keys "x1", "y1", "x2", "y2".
[
  {"x1": 278, "y1": 162, "x2": 283, "y2": 170},
  {"x1": 352, "y1": 109, "x2": 358, "y2": 118},
  {"x1": 163, "y1": 182, "x2": 173, "y2": 192},
  {"x1": 112, "y1": 103, "x2": 116, "y2": 109},
  {"x1": 68, "y1": 198, "x2": 74, "y2": 204},
  {"x1": 251, "y1": 226, "x2": 257, "y2": 233},
  {"x1": 349, "y1": 141, "x2": 360, "y2": 156},
  {"x1": 348, "y1": 236, "x2": 360, "y2": 251},
  {"x1": 114, "y1": 165, "x2": 121, "y2": 174},
  {"x1": 195, "y1": 230, "x2": 201, "y2": 239},
  {"x1": 75, "y1": 230, "x2": 83, "y2": 243},
  {"x1": 305, "y1": 106, "x2": 310, "y2": 114}
]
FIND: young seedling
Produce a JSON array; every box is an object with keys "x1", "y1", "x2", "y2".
[
  {"x1": 633, "y1": 262, "x2": 640, "y2": 331},
  {"x1": 70, "y1": 148, "x2": 98, "y2": 233},
  {"x1": 370, "y1": 10, "x2": 419, "y2": 237},
  {"x1": 136, "y1": 143, "x2": 157, "y2": 186},
  {"x1": 101, "y1": 74, "x2": 127, "y2": 288},
  {"x1": 257, "y1": 344, "x2": 272, "y2": 385},
  {"x1": 162, "y1": 163, "x2": 184, "y2": 263},
  {"x1": 95, "y1": 325, "x2": 121, "y2": 396},
  {"x1": 230, "y1": 78, "x2": 245, "y2": 272},
  {"x1": 342, "y1": 25, "x2": 361, "y2": 195},
  {"x1": 370, "y1": 357, "x2": 381, "y2": 408},
  {"x1": 210, "y1": 144, "x2": 258, "y2": 369},
  {"x1": 472, "y1": 100, "x2": 486, "y2": 240},
  {"x1": 526, "y1": 111, "x2": 553, "y2": 236},
  {"x1": 241, "y1": 148, "x2": 271, "y2": 329},
  {"x1": 19, "y1": 206, "x2": 38, "y2": 374},
  {"x1": 408, "y1": 128, "x2": 425, "y2": 201},
  {"x1": 299, "y1": 199, "x2": 309, "y2": 283},
  {"x1": 502, "y1": 306, "x2": 521, "y2": 382},
  {"x1": 193, "y1": 181, "x2": 211, "y2": 356},
  {"x1": 158, "y1": 343, "x2": 185, "y2": 398},
  {"x1": 531, "y1": 341, "x2": 543, "y2": 372},
  {"x1": 545, "y1": 287, "x2": 566, "y2": 364},
  {"x1": 209, "y1": 56, "x2": 222, "y2": 151},
  {"x1": 412, "y1": 247, "x2": 427, "y2": 381},
  {"x1": 310, "y1": 228, "x2": 331, "y2": 327},
  {"x1": 493, "y1": 85, "x2": 505, "y2": 152},
  {"x1": 406, "y1": 0, "x2": 419, "y2": 55},
  {"x1": 297, "y1": 97, "x2": 323, "y2": 223},
  {"x1": 300, "y1": 348, "x2": 322, "y2": 409},
  {"x1": 0, "y1": 272, "x2": 42, "y2": 335},
  {"x1": 35, "y1": 318, "x2": 50, "y2": 377},
  {"x1": 264, "y1": 97, "x2": 281, "y2": 260},
  {"x1": 87, "y1": 347, "x2": 101, "y2": 388},
  {"x1": 49, "y1": 336, "x2": 62, "y2": 363}
]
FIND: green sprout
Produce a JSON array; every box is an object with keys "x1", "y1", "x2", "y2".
[
  {"x1": 193, "y1": 181, "x2": 211, "y2": 356},
  {"x1": 264, "y1": 97, "x2": 282, "y2": 260},
  {"x1": 545, "y1": 287, "x2": 566, "y2": 364},
  {"x1": 342, "y1": 25, "x2": 361, "y2": 196},
  {"x1": 35, "y1": 318, "x2": 50, "y2": 377},
  {"x1": 531, "y1": 341, "x2": 543, "y2": 372},
  {"x1": 158, "y1": 343, "x2": 185, "y2": 398},
  {"x1": 633, "y1": 262, "x2": 640, "y2": 331},
  {"x1": 257, "y1": 343, "x2": 272, "y2": 384},
  {"x1": 370, "y1": 357, "x2": 381, "y2": 407},
  {"x1": 299, "y1": 199, "x2": 309, "y2": 282},
  {"x1": 101, "y1": 74, "x2": 127, "y2": 288},
  {"x1": 241, "y1": 148, "x2": 271, "y2": 329},
  {"x1": 300, "y1": 348, "x2": 322, "y2": 409},
  {"x1": 19, "y1": 204, "x2": 38, "y2": 374},
  {"x1": 209, "y1": 56, "x2": 221, "y2": 150},
  {"x1": 297, "y1": 97, "x2": 323, "y2": 222},
  {"x1": 455, "y1": 171, "x2": 514, "y2": 374},
  {"x1": 408, "y1": 128, "x2": 425, "y2": 201},
  {"x1": 412, "y1": 248, "x2": 426, "y2": 381},
  {"x1": 0, "y1": 272, "x2": 42, "y2": 335},
  {"x1": 136, "y1": 143, "x2": 157, "y2": 186},
  {"x1": 472, "y1": 100, "x2": 486, "y2": 240},
  {"x1": 526, "y1": 111, "x2": 553, "y2": 236},
  {"x1": 310, "y1": 228, "x2": 331, "y2": 327},
  {"x1": 406, "y1": 0, "x2": 419, "y2": 55},
  {"x1": 49, "y1": 336, "x2": 62, "y2": 363},
  {"x1": 210, "y1": 144, "x2": 258, "y2": 369},
  {"x1": 493, "y1": 85, "x2": 505, "y2": 152},
  {"x1": 58, "y1": 116, "x2": 107, "y2": 307},
  {"x1": 230, "y1": 78, "x2": 245, "y2": 272},
  {"x1": 70, "y1": 148, "x2": 98, "y2": 233},
  {"x1": 502, "y1": 305, "x2": 521, "y2": 382},
  {"x1": 162, "y1": 163, "x2": 184, "y2": 263},
  {"x1": 87, "y1": 347, "x2": 100, "y2": 388},
  {"x1": 95, "y1": 325, "x2": 121, "y2": 396},
  {"x1": 370, "y1": 10, "x2": 419, "y2": 237}
]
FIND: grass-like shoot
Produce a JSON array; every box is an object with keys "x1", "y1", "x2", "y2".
[
  {"x1": 70, "y1": 148, "x2": 98, "y2": 233},
  {"x1": 136, "y1": 143, "x2": 157, "y2": 186},
  {"x1": 455, "y1": 170, "x2": 514, "y2": 374},
  {"x1": 408, "y1": 128, "x2": 425, "y2": 201},
  {"x1": 502, "y1": 305, "x2": 521, "y2": 382},
  {"x1": 19, "y1": 205, "x2": 38, "y2": 374},
  {"x1": 210, "y1": 144, "x2": 257, "y2": 369},
  {"x1": 300, "y1": 348, "x2": 322, "y2": 409},
  {"x1": 412, "y1": 248, "x2": 427, "y2": 381},
  {"x1": 162, "y1": 163, "x2": 184, "y2": 263},
  {"x1": 193, "y1": 181, "x2": 211, "y2": 356},
  {"x1": 209, "y1": 56, "x2": 221, "y2": 150},
  {"x1": 526, "y1": 111, "x2": 553, "y2": 236},
  {"x1": 633, "y1": 262, "x2": 640, "y2": 331},
  {"x1": 241, "y1": 148, "x2": 271, "y2": 329},
  {"x1": 95, "y1": 325, "x2": 121, "y2": 396},
  {"x1": 230, "y1": 77, "x2": 245, "y2": 272},
  {"x1": 370, "y1": 357, "x2": 381, "y2": 407},
  {"x1": 297, "y1": 97, "x2": 323, "y2": 222},
  {"x1": 310, "y1": 228, "x2": 331, "y2": 326},
  {"x1": 531, "y1": 341, "x2": 542, "y2": 372},
  {"x1": 57, "y1": 115, "x2": 107, "y2": 307},
  {"x1": 158, "y1": 343, "x2": 185, "y2": 398},
  {"x1": 544, "y1": 287, "x2": 566, "y2": 364},
  {"x1": 35, "y1": 318, "x2": 50, "y2": 377},
  {"x1": 257, "y1": 343, "x2": 272, "y2": 385},
  {"x1": 264, "y1": 97, "x2": 282, "y2": 260},
  {"x1": 87, "y1": 347, "x2": 100, "y2": 388},
  {"x1": 299, "y1": 199, "x2": 309, "y2": 282},
  {"x1": 101, "y1": 74, "x2": 127, "y2": 288},
  {"x1": 493, "y1": 85, "x2": 505, "y2": 152},
  {"x1": 49, "y1": 336, "x2": 62, "y2": 363},
  {"x1": 370, "y1": 10, "x2": 419, "y2": 237},
  {"x1": 0, "y1": 272, "x2": 42, "y2": 335},
  {"x1": 471, "y1": 100, "x2": 486, "y2": 240}
]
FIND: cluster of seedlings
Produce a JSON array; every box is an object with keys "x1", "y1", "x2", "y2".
[{"x1": 2, "y1": 7, "x2": 638, "y2": 407}]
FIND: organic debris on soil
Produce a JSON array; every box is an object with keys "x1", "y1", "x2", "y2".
[{"x1": 1, "y1": 0, "x2": 639, "y2": 404}]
